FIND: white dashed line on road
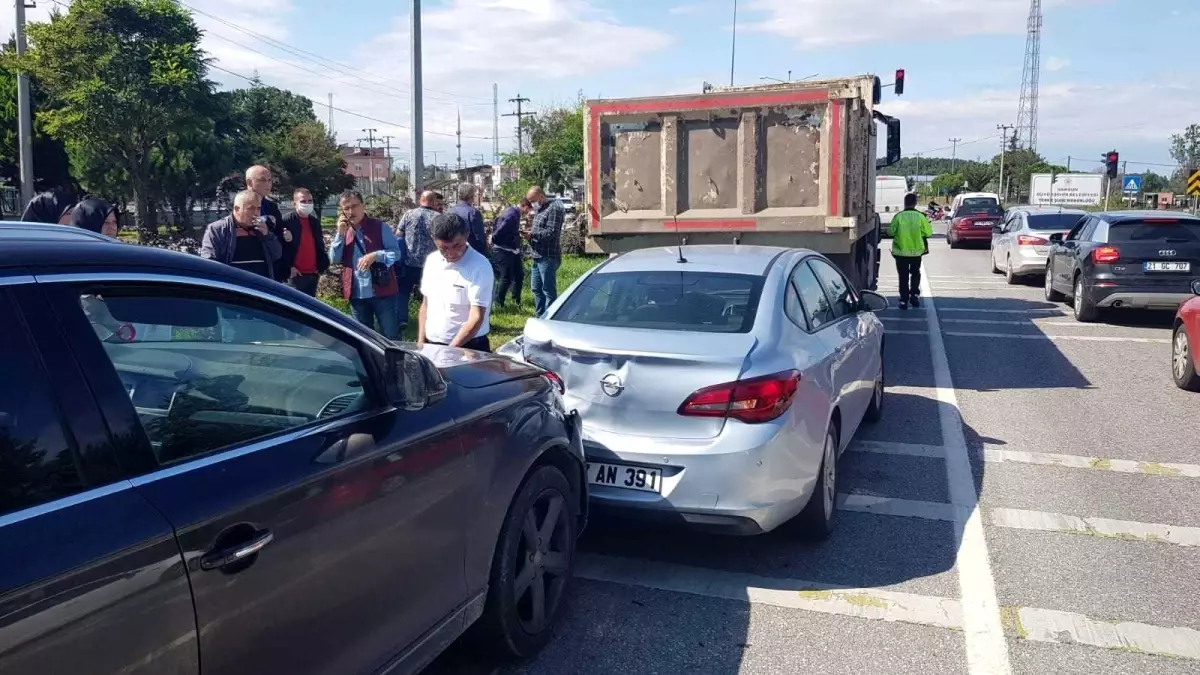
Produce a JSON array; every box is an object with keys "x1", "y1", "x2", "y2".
[
  {"x1": 936, "y1": 308, "x2": 1066, "y2": 315},
  {"x1": 920, "y1": 276, "x2": 1013, "y2": 675},
  {"x1": 939, "y1": 331, "x2": 1172, "y2": 344},
  {"x1": 576, "y1": 554, "x2": 1200, "y2": 661},
  {"x1": 852, "y1": 440, "x2": 1200, "y2": 479},
  {"x1": 838, "y1": 494, "x2": 964, "y2": 521},
  {"x1": 987, "y1": 508, "x2": 1200, "y2": 547}
]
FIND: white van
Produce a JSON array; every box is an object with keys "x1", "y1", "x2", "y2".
[
  {"x1": 949, "y1": 192, "x2": 1000, "y2": 218},
  {"x1": 875, "y1": 176, "x2": 908, "y2": 237}
]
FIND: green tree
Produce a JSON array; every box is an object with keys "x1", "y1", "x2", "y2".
[
  {"x1": 1140, "y1": 171, "x2": 1170, "y2": 194},
  {"x1": 259, "y1": 120, "x2": 354, "y2": 208},
  {"x1": 0, "y1": 43, "x2": 74, "y2": 202},
  {"x1": 1169, "y1": 124, "x2": 1200, "y2": 172},
  {"x1": 18, "y1": 0, "x2": 211, "y2": 235},
  {"x1": 502, "y1": 98, "x2": 584, "y2": 194},
  {"x1": 961, "y1": 162, "x2": 996, "y2": 192},
  {"x1": 225, "y1": 81, "x2": 318, "y2": 167},
  {"x1": 930, "y1": 172, "x2": 964, "y2": 196}
]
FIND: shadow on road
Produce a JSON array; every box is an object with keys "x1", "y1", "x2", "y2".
[{"x1": 428, "y1": 392, "x2": 989, "y2": 675}]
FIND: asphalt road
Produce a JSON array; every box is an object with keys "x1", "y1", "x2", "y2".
[{"x1": 427, "y1": 224, "x2": 1199, "y2": 675}]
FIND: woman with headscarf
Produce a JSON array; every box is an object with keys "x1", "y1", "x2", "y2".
[
  {"x1": 20, "y1": 188, "x2": 77, "y2": 224},
  {"x1": 70, "y1": 198, "x2": 119, "y2": 237}
]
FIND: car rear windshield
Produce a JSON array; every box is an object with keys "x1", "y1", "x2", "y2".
[
  {"x1": 552, "y1": 271, "x2": 764, "y2": 333},
  {"x1": 1108, "y1": 219, "x2": 1200, "y2": 242},
  {"x1": 961, "y1": 197, "x2": 998, "y2": 209},
  {"x1": 1028, "y1": 213, "x2": 1084, "y2": 230},
  {"x1": 960, "y1": 205, "x2": 1004, "y2": 217}
]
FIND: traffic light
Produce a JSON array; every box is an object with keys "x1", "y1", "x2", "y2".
[
  {"x1": 894, "y1": 69, "x2": 905, "y2": 96},
  {"x1": 1105, "y1": 151, "x2": 1119, "y2": 178}
]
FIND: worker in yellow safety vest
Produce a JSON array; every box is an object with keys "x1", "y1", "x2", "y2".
[{"x1": 889, "y1": 192, "x2": 934, "y2": 310}]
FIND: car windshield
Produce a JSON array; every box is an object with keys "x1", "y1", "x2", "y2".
[
  {"x1": 552, "y1": 270, "x2": 763, "y2": 333},
  {"x1": 959, "y1": 204, "x2": 1003, "y2": 217},
  {"x1": 961, "y1": 197, "x2": 998, "y2": 209},
  {"x1": 1108, "y1": 219, "x2": 1200, "y2": 242},
  {"x1": 1028, "y1": 213, "x2": 1084, "y2": 230}
]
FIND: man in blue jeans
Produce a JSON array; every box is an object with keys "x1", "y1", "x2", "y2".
[
  {"x1": 329, "y1": 190, "x2": 403, "y2": 338},
  {"x1": 525, "y1": 186, "x2": 565, "y2": 317}
]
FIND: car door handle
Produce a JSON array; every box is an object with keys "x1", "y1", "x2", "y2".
[{"x1": 199, "y1": 530, "x2": 274, "y2": 571}]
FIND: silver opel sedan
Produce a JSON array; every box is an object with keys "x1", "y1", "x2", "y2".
[{"x1": 498, "y1": 245, "x2": 888, "y2": 539}]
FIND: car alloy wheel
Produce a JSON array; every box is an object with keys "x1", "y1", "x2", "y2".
[
  {"x1": 513, "y1": 490, "x2": 571, "y2": 635},
  {"x1": 1045, "y1": 267, "x2": 1064, "y2": 301},
  {"x1": 1174, "y1": 330, "x2": 1190, "y2": 381},
  {"x1": 821, "y1": 433, "x2": 837, "y2": 520}
]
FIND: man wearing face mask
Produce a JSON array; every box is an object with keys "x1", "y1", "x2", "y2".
[{"x1": 279, "y1": 188, "x2": 330, "y2": 296}]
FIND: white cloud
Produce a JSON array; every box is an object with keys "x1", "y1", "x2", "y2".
[
  {"x1": 668, "y1": 1, "x2": 721, "y2": 15},
  {"x1": 1045, "y1": 57, "x2": 1070, "y2": 72},
  {"x1": 743, "y1": 0, "x2": 1099, "y2": 49}
]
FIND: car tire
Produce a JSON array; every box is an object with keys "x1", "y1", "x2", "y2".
[
  {"x1": 1044, "y1": 267, "x2": 1065, "y2": 302},
  {"x1": 948, "y1": 235, "x2": 959, "y2": 250},
  {"x1": 1073, "y1": 276, "x2": 1099, "y2": 323},
  {"x1": 991, "y1": 251, "x2": 1002, "y2": 274},
  {"x1": 475, "y1": 464, "x2": 579, "y2": 659},
  {"x1": 864, "y1": 359, "x2": 884, "y2": 424},
  {"x1": 1173, "y1": 324, "x2": 1200, "y2": 392},
  {"x1": 1005, "y1": 256, "x2": 1020, "y2": 285},
  {"x1": 794, "y1": 425, "x2": 840, "y2": 540}
]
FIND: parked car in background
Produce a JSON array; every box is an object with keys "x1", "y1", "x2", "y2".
[
  {"x1": 1171, "y1": 280, "x2": 1200, "y2": 391},
  {"x1": 498, "y1": 245, "x2": 888, "y2": 540},
  {"x1": 948, "y1": 202, "x2": 1005, "y2": 249},
  {"x1": 0, "y1": 223, "x2": 586, "y2": 675},
  {"x1": 990, "y1": 207, "x2": 1086, "y2": 284},
  {"x1": 558, "y1": 196, "x2": 577, "y2": 215},
  {"x1": 1045, "y1": 212, "x2": 1200, "y2": 322}
]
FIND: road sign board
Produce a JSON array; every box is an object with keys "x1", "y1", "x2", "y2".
[
  {"x1": 1188, "y1": 169, "x2": 1200, "y2": 197},
  {"x1": 1122, "y1": 175, "x2": 1142, "y2": 193}
]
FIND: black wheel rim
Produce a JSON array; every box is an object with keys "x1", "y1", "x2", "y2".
[{"x1": 513, "y1": 490, "x2": 571, "y2": 635}]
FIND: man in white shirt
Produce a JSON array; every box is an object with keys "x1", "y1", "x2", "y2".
[{"x1": 417, "y1": 212, "x2": 495, "y2": 352}]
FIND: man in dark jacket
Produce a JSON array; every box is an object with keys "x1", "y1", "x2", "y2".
[
  {"x1": 278, "y1": 188, "x2": 330, "y2": 296},
  {"x1": 449, "y1": 183, "x2": 487, "y2": 255},
  {"x1": 246, "y1": 165, "x2": 284, "y2": 234},
  {"x1": 200, "y1": 189, "x2": 283, "y2": 281},
  {"x1": 491, "y1": 199, "x2": 531, "y2": 308}
]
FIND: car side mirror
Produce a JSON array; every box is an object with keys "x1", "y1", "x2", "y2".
[
  {"x1": 860, "y1": 290, "x2": 889, "y2": 313},
  {"x1": 385, "y1": 348, "x2": 446, "y2": 410},
  {"x1": 1192, "y1": 279, "x2": 1200, "y2": 295},
  {"x1": 1048, "y1": 233, "x2": 1064, "y2": 243}
]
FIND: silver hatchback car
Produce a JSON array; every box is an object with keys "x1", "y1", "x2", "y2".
[{"x1": 499, "y1": 245, "x2": 888, "y2": 538}]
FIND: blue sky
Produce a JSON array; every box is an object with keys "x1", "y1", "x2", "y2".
[{"x1": 9, "y1": 0, "x2": 1197, "y2": 175}]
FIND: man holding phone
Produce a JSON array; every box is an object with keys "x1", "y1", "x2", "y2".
[
  {"x1": 329, "y1": 190, "x2": 403, "y2": 338},
  {"x1": 200, "y1": 189, "x2": 283, "y2": 280}
]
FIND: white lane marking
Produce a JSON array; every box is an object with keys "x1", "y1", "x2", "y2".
[
  {"x1": 937, "y1": 308, "x2": 1064, "y2": 314},
  {"x1": 1012, "y1": 607, "x2": 1200, "y2": 660},
  {"x1": 851, "y1": 440, "x2": 948, "y2": 459},
  {"x1": 921, "y1": 275, "x2": 1012, "y2": 675},
  {"x1": 853, "y1": 440, "x2": 1200, "y2": 479},
  {"x1": 941, "y1": 331, "x2": 1171, "y2": 344},
  {"x1": 578, "y1": 554, "x2": 1200, "y2": 661},
  {"x1": 576, "y1": 554, "x2": 964, "y2": 630},
  {"x1": 879, "y1": 317, "x2": 928, "y2": 323},
  {"x1": 982, "y1": 448, "x2": 1200, "y2": 478},
  {"x1": 988, "y1": 508, "x2": 1200, "y2": 547},
  {"x1": 838, "y1": 494, "x2": 963, "y2": 521}
]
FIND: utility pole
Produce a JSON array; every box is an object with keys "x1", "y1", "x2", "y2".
[
  {"x1": 429, "y1": 150, "x2": 440, "y2": 168},
  {"x1": 492, "y1": 83, "x2": 500, "y2": 165},
  {"x1": 456, "y1": 108, "x2": 462, "y2": 170},
  {"x1": 410, "y1": 0, "x2": 424, "y2": 198},
  {"x1": 948, "y1": 138, "x2": 962, "y2": 173},
  {"x1": 504, "y1": 94, "x2": 533, "y2": 156},
  {"x1": 362, "y1": 128, "x2": 378, "y2": 196},
  {"x1": 996, "y1": 125, "x2": 1014, "y2": 201},
  {"x1": 473, "y1": 153, "x2": 486, "y2": 166},
  {"x1": 914, "y1": 152, "x2": 922, "y2": 181},
  {"x1": 381, "y1": 135, "x2": 395, "y2": 190},
  {"x1": 15, "y1": 0, "x2": 36, "y2": 207},
  {"x1": 730, "y1": 0, "x2": 738, "y2": 86},
  {"x1": 1066, "y1": 156, "x2": 1071, "y2": 172},
  {"x1": 328, "y1": 93, "x2": 334, "y2": 131}
]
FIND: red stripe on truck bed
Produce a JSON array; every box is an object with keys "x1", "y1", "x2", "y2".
[{"x1": 828, "y1": 100, "x2": 842, "y2": 217}]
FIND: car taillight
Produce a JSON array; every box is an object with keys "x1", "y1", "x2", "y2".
[
  {"x1": 678, "y1": 370, "x2": 800, "y2": 424},
  {"x1": 541, "y1": 370, "x2": 565, "y2": 395},
  {"x1": 1016, "y1": 235, "x2": 1048, "y2": 246},
  {"x1": 953, "y1": 218, "x2": 968, "y2": 230},
  {"x1": 1092, "y1": 246, "x2": 1120, "y2": 263}
]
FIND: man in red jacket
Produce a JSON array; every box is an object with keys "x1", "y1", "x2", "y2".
[{"x1": 279, "y1": 188, "x2": 330, "y2": 296}]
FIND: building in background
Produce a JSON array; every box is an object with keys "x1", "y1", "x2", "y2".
[{"x1": 340, "y1": 145, "x2": 391, "y2": 195}]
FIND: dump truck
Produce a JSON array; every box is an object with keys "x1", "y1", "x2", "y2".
[{"x1": 582, "y1": 74, "x2": 903, "y2": 290}]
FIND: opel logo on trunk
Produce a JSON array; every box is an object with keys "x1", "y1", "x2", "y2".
[
  {"x1": 600, "y1": 373, "x2": 624, "y2": 397},
  {"x1": 1159, "y1": 250, "x2": 1177, "y2": 256}
]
